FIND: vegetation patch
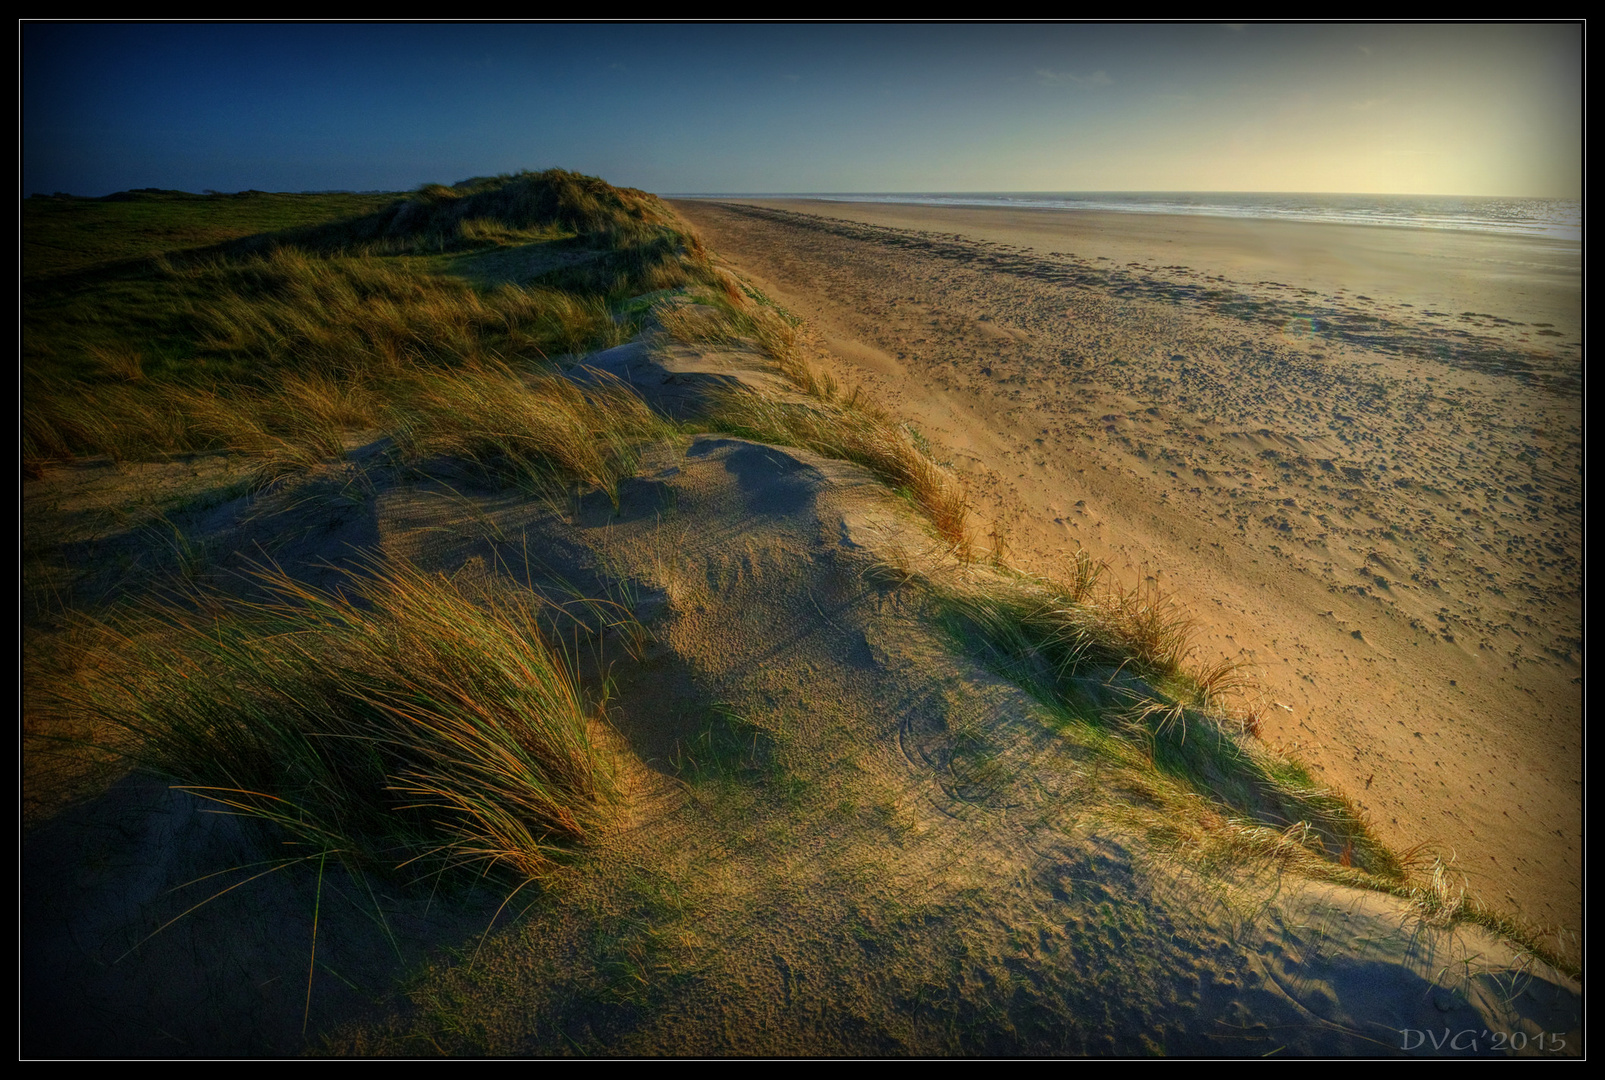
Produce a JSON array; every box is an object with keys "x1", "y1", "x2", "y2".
[
  {"x1": 660, "y1": 275, "x2": 972, "y2": 553},
  {"x1": 23, "y1": 173, "x2": 717, "y2": 482},
  {"x1": 56, "y1": 555, "x2": 620, "y2": 884},
  {"x1": 670, "y1": 704, "x2": 778, "y2": 786},
  {"x1": 387, "y1": 361, "x2": 671, "y2": 507},
  {"x1": 925, "y1": 556, "x2": 1407, "y2": 885}
]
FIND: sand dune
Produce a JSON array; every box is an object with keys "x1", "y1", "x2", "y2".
[
  {"x1": 23, "y1": 193, "x2": 1581, "y2": 1055},
  {"x1": 670, "y1": 199, "x2": 1583, "y2": 940},
  {"x1": 23, "y1": 393, "x2": 1582, "y2": 1056}
]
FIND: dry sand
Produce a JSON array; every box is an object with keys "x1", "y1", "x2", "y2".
[
  {"x1": 22, "y1": 206, "x2": 1583, "y2": 1055},
  {"x1": 22, "y1": 418, "x2": 1583, "y2": 1055},
  {"x1": 669, "y1": 198, "x2": 1583, "y2": 940}
]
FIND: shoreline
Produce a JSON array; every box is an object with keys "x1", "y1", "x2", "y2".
[
  {"x1": 692, "y1": 197, "x2": 1583, "y2": 349},
  {"x1": 670, "y1": 197, "x2": 1583, "y2": 940},
  {"x1": 673, "y1": 193, "x2": 1582, "y2": 243}
]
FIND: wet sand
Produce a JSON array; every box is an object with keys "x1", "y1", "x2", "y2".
[{"x1": 670, "y1": 197, "x2": 1583, "y2": 942}]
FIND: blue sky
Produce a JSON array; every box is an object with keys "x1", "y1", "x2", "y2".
[{"x1": 22, "y1": 22, "x2": 1583, "y2": 198}]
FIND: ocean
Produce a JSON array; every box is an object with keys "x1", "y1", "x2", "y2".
[{"x1": 680, "y1": 191, "x2": 1580, "y2": 244}]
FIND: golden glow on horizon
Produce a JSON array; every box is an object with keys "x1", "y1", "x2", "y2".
[{"x1": 24, "y1": 22, "x2": 1582, "y2": 199}]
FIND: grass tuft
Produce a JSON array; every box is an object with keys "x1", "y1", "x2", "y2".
[
  {"x1": 706, "y1": 387, "x2": 972, "y2": 553},
  {"x1": 658, "y1": 273, "x2": 972, "y2": 551},
  {"x1": 939, "y1": 563, "x2": 1182, "y2": 695},
  {"x1": 58, "y1": 555, "x2": 619, "y2": 883},
  {"x1": 653, "y1": 271, "x2": 803, "y2": 372},
  {"x1": 931, "y1": 559, "x2": 1408, "y2": 884},
  {"x1": 387, "y1": 361, "x2": 669, "y2": 506}
]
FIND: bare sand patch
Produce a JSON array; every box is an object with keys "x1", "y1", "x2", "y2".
[
  {"x1": 670, "y1": 198, "x2": 1582, "y2": 941},
  {"x1": 727, "y1": 199, "x2": 1582, "y2": 349}
]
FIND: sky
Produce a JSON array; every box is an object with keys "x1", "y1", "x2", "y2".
[{"x1": 21, "y1": 22, "x2": 1584, "y2": 199}]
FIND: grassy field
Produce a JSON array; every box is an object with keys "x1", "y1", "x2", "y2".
[{"x1": 22, "y1": 173, "x2": 1573, "y2": 1055}]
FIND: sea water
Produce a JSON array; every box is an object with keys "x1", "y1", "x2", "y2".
[{"x1": 684, "y1": 191, "x2": 1580, "y2": 244}]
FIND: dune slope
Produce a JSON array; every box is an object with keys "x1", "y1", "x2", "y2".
[
  {"x1": 22, "y1": 179, "x2": 1581, "y2": 1056},
  {"x1": 668, "y1": 198, "x2": 1583, "y2": 942}
]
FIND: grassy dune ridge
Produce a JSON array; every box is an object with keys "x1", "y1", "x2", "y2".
[
  {"x1": 21, "y1": 172, "x2": 1575, "y2": 1054},
  {"x1": 23, "y1": 170, "x2": 713, "y2": 475}
]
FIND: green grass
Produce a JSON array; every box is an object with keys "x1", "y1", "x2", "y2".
[
  {"x1": 925, "y1": 558, "x2": 1408, "y2": 885},
  {"x1": 23, "y1": 188, "x2": 399, "y2": 280},
  {"x1": 59, "y1": 555, "x2": 620, "y2": 884},
  {"x1": 669, "y1": 704, "x2": 778, "y2": 786},
  {"x1": 23, "y1": 172, "x2": 717, "y2": 480}
]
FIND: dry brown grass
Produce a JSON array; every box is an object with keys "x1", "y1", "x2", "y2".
[
  {"x1": 659, "y1": 273, "x2": 972, "y2": 553},
  {"x1": 387, "y1": 361, "x2": 669, "y2": 506},
  {"x1": 707, "y1": 387, "x2": 971, "y2": 553},
  {"x1": 653, "y1": 270, "x2": 802, "y2": 372},
  {"x1": 180, "y1": 247, "x2": 614, "y2": 373},
  {"x1": 52, "y1": 554, "x2": 621, "y2": 883},
  {"x1": 85, "y1": 343, "x2": 146, "y2": 383},
  {"x1": 939, "y1": 560, "x2": 1206, "y2": 696},
  {"x1": 23, "y1": 375, "x2": 370, "y2": 488}
]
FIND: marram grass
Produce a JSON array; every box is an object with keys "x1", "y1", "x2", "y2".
[
  {"x1": 23, "y1": 171, "x2": 720, "y2": 476},
  {"x1": 928, "y1": 556, "x2": 1409, "y2": 883},
  {"x1": 27, "y1": 173, "x2": 1576, "y2": 985},
  {"x1": 659, "y1": 274, "x2": 972, "y2": 552},
  {"x1": 386, "y1": 360, "x2": 670, "y2": 506},
  {"x1": 64, "y1": 556, "x2": 618, "y2": 883},
  {"x1": 707, "y1": 387, "x2": 971, "y2": 553}
]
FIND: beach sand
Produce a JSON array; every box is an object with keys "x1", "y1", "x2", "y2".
[
  {"x1": 670, "y1": 198, "x2": 1583, "y2": 941},
  {"x1": 23, "y1": 196, "x2": 1583, "y2": 1053}
]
